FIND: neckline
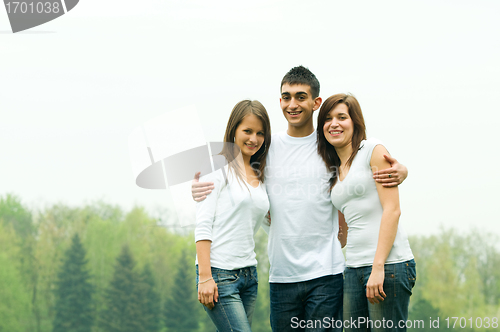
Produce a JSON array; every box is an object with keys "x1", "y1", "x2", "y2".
[
  {"x1": 337, "y1": 166, "x2": 350, "y2": 183},
  {"x1": 282, "y1": 130, "x2": 316, "y2": 144},
  {"x1": 244, "y1": 179, "x2": 261, "y2": 189},
  {"x1": 336, "y1": 141, "x2": 366, "y2": 183}
]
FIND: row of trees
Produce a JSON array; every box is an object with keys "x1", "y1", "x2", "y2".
[
  {"x1": 54, "y1": 234, "x2": 166, "y2": 332},
  {"x1": 0, "y1": 194, "x2": 269, "y2": 332},
  {"x1": 0, "y1": 193, "x2": 499, "y2": 331},
  {"x1": 408, "y1": 229, "x2": 500, "y2": 331}
]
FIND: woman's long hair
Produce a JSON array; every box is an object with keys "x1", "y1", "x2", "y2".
[
  {"x1": 316, "y1": 93, "x2": 367, "y2": 190},
  {"x1": 220, "y1": 100, "x2": 271, "y2": 183}
]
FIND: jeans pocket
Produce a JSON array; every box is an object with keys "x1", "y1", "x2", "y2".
[
  {"x1": 406, "y1": 259, "x2": 417, "y2": 289},
  {"x1": 216, "y1": 271, "x2": 239, "y2": 286},
  {"x1": 250, "y1": 267, "x2": 258, "y2": 283}
]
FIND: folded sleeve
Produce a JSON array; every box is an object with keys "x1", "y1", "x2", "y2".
[{"x1": 194, "y1": 168, "x2": 224, "y2": 243}]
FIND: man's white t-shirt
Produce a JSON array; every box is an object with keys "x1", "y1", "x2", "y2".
[{"x1": 265, "y1": 131, "x2": 345, "y2": 283}]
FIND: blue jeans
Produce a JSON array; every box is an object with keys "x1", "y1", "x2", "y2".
[
  {"x1": 343, "y1": 259, "x2": 416, "y2": 332},
  {"x1": 270, "y1": 273, "x2": 344, "y2": 332},
  {"x1": 196, "y1": 266, "x2": 258, "y2": 332}
]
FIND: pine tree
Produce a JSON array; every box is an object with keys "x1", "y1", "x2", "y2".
[
  {"x1": 142, "y1": 264, "x2": 161, "y2": 332},
  {"x1": 164, "y1": 248, "x2": 200, "y2": 332},
  {"x1": 53, "y1": 233, "x2": 94, "y2": 332},
  {"x1": 100, "y1": 245, "x2": 148, "y2": 332}
]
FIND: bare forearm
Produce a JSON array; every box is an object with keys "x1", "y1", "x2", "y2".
[
  {"x1": 371, "y1": 145, "x2": 402, "y2": 267},
  {"x1": 372, "y1": 208, "x2": 400, "y2": 268},
  {"x1": 196, "y1": 240, "x2": 212, "y2": 279}
]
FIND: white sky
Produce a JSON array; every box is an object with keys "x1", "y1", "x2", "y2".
[{"x1": 1, "y1": 0, "x2": 499, "y2": 236}]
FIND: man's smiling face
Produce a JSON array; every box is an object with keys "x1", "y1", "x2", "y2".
[{"x1": 280, "y1": 83, "x2": 319, "y2": 130}]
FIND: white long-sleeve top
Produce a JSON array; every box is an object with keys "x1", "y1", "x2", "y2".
[{"x1": 195, "y1": 164, "x2": 270, "y2": 270}]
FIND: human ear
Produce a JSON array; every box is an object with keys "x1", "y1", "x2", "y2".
[{"x1": 313, "y1": 97, "x2": 322, "y2": 111}]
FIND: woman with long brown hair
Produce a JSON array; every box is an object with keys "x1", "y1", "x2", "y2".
[
  {"x1": 195, "y1": 100, "x2": 271, "y2": 331},
  {"x1": 317, "y1": 93, "x2": 415, "y2": 332}
]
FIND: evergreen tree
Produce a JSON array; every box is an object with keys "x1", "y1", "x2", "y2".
[
  {"x1": 142, "y1": 264, "x2": 161, "y2": 332},
  {"x1": 164, "y1": 248, "x2": 199, "y2": 332},
  {"x1": 100, "y1": 245, "x2": 148, "y2": 332},
  {"x1": 52, "y1": 233, "x2": 94, "y2": 332}
]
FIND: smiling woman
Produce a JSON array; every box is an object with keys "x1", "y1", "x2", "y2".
[
  {"x1": 317, "y1": 93, "x2": 415, "y2": 332},
  {"x1": 233, "y1": 114, "x2": 265, "y2": 177},
  {"x1": 317, "y1": 94, "x2": 366, "y2": 189},
  {"x1": 221, "y1": 100, "x2": 271, "y2": 186},
  {"x1": 195, "y1": 100, "x2": 272, "y2": 332}
]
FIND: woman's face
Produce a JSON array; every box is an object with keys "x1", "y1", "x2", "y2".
[
  {"x1": 234, "y1": 114, "x2": 265, "y2": 160},
  {"x1": 323, "y1": 103, "x2": 354, "y2": 149}
]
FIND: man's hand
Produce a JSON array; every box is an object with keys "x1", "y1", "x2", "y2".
[
  {"x1": 192, "y1": 172, "x2": 214, "y2": 202},
  {"x1": 372, "y1": 155, "x2": 408, "y2": 187}
]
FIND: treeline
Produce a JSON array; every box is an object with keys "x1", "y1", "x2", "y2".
[
  {"x1": 0, "y1": 194, "x2": 270, "y2": 332},
  {"x1": 408, "y1": 229, "x2": 500, "y2": 331},
  {"x1": 0, "y1": 194, "x2": 499, "y2": 332}
]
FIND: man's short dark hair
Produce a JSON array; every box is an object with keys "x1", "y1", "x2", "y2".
[{"x1": 281, "y1": 66, "x2": 320, "y2": 98}]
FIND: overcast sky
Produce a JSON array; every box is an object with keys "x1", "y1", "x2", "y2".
[{"x1": 1, "y1": 0, "x2": 499, "y2": 236}]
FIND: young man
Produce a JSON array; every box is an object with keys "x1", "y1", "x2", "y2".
[{"x1": 193, "y1": 66, "x2": 407, "y2": 331}]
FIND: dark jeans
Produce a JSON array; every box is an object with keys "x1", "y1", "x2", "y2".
[
  {"x1": 343, "y1": 259, "x2": 416, "y2": 332},
  {"x1": 196, "y1": 266, "x2": 258, "y2": 332},
  {"x1": 270, "y1": 273, "x2": 344, "y2": 332}
]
